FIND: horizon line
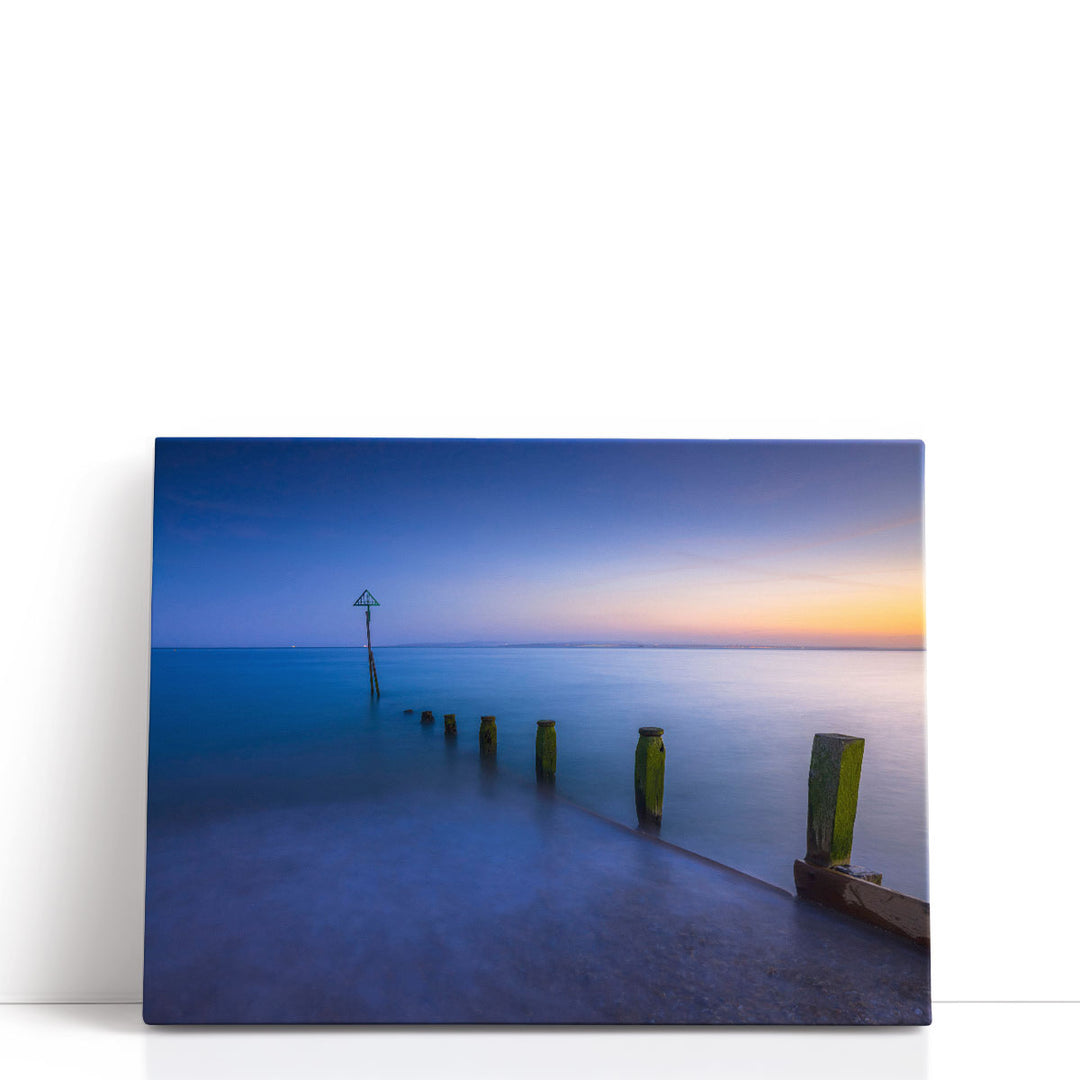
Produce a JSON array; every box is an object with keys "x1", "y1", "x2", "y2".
[{"x1": 151, "y1": 641, "x2": 926, "y2": 652}]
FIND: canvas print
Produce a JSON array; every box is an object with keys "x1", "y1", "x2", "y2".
[{"x1": 143, "y1": 438, "x2": 930, "y2": 1024}]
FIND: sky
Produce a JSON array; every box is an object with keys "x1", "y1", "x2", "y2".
[{"x1": 151, "y1": 439, "x2": 924, "y2": 649}]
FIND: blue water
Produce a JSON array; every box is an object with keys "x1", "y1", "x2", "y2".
[{"x1": 147, "y1": 646, "x2": 927, "y2": 900}]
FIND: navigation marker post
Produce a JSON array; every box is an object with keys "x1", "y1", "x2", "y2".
[{"x1": 353, "y1": 589, "x2": 381, "y2": 697}]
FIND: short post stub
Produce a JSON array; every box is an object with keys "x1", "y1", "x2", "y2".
[
  {"x1": 535, "y1": 720, "x2": 556, "y2": 782},
  {"x1": 479, "y1": 716, "x2": 497, "y2": 757},
  {"x1": 634, "y1": 727, "x2": 665, "y2": 829},
  {"x1": 805, "y1": 733, "x2": 865, "y2": 867},
  {"x1": 420, "y1": 710, "x2": 435, "y2": 725},
  {"x1": 444, "y1": 713, "x2": 457, "y2": 737}
]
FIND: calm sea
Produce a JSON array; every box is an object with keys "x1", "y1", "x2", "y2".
[{"x1": 147, "y1": 646, "x2": 928, "y2": 900}]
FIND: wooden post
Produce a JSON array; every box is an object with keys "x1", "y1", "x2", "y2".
[
  {"x1": 794, "y1": 733, "x2": 930, "y2": 945},
  {"x1": 420, "y1": 710, "x2": 434, "y2": 725},
  {"x1": 805, "y1": 733, "x2": 865, "y2": 867},
  {"x1": 535, "y1": 720, "x2": 556, "y2": 782},
  {"x1": 366, "y1": 606, "x2": 380, "y2": 697},
  {"x1": 479, "y1": 716, "x2": 497, "y2": 757},
  {"x1": 444, "y1": 713, "x2": 457, "y2": 737},
  {"x1": 634, "y1": 727, "x2": 665, "y2": 830}
]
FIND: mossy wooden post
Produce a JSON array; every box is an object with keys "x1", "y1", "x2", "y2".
[
  {"x1": 805, "y1": 733, "x2": 865, "y2": 867},
  {"x1": 444, "y1": 713, "x2": 457, "y2": 737},
  {"x1": 420, "y1": 710, "x2": 434, "y2": 725},
  {"x1": 634, "y1": 727, "x2": 665, "y2": 830},
  {"x1": 479, "y1": 716, "x2": 497, "y2": 757},
  {"x1": 535, "y1": 720, "x2": 556, "y2": 782}
]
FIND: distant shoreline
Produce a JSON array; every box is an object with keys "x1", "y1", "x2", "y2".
[{"x1": 152, "y1": 643, "x2": 926, "y2": 653}]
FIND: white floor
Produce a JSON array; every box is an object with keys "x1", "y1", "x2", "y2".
[{"x1": 1, "y1": 1003, "x2": 1075, "y2": 1080}]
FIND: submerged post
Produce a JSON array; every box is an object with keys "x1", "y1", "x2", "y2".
[
  {"x1": 535, "y1": 720, "x2": 556, "y2": 782},
  {"x1": 634, "y1": 727, "x2": 665, "y2": 830},
  {"x1": 444, "y1": 713, "x2": 457, "y2": 737},
  {"x1": 805, "y1": 733, "x2": 865, "y2": 867},
  {"x1": 420, "y1": 710, "x2": 434, "y2": 725},
  {"x1": 479, "y1": 716, "x2": 497, "y2": 757}
]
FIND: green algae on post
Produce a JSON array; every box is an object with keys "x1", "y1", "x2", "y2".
[
  {"x1": 535, "y1": 720, "x2": 556, "y2": 782},
  {"x1": 479, "y1": 715, "x2": 497, "y2": 757},
  {"x1": 444, "y1": 713, "x2": 457, "y2": 737},
  {"x1": 634, "y1": 727, "x2": 665, "y2": 830},
  {"x1": 420, "y1": 710, "x2": 434, "y2": 725},
  {"x1": 805, "y1": 733, "x2": 865, "y2": 867}
]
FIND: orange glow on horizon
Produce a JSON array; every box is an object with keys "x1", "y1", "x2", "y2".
[{"x1": 527, "y1": 575, "x2": 926, "y2": 648}]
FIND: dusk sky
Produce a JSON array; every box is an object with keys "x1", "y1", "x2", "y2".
[{"x1": 151, "y1": 439, "x2": 924, "y2": 649}]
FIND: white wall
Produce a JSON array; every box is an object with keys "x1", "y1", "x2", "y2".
[{"x1": 2, "y1": 2, "x2": 1077, "y2": 1003}]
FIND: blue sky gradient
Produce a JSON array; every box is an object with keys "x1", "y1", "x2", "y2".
[{"x1": 151, "y1": 439, "x2": 924, "y2": 648}]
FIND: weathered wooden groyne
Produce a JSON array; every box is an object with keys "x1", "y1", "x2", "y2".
[
  {"x1": 794, "y1": 732, "x2": 930, "y2": 947},
  {"x1": 404, "y1": 707, "x2": 929, "y2": 947}
]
